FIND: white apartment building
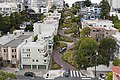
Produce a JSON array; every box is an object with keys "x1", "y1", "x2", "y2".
[
  {"x1": 81, "y1": 6, "x2": 101, "y2": 20},
  {"x1": 82, "y1": 19, "x2": 114, "y2": 28},
  {"x1": 21, "y1": 37, "x2": 50, "y2": 70},
  {"x1": 0, "y1": 2, "x2": 18, "y2": 16},
  {"x1": 1, "y1": 30, "x2": 32, "y2": 68},
  {"x1": 112, "y1": 32, "x2": 120, "y2": 59},
  {"x1": 54, "y1": 0, "x2": 64, "y2": 11},
  {"x1": 111, "y1": 0, "x2": 120, "y2": 10}
]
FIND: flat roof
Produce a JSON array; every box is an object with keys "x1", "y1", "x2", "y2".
[
  {"x1": 2, "y1": 35, "x2": 31, "y2": 48},
  {"x1": 22, "y1": 41, "x2": 46, "y2": 49}
]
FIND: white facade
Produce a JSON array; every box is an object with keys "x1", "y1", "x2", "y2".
[
  {"x1": 112, "y1": 32, "x2": 120, "y2": 59},
  {"x1": 81, "y1": 7, "x2": 101, "y2": 20},
  {"x1": 82, "y1": 20, "x2": 115, "y2": 29},
  {"x1": 54, "y1": 0, "x2": 64, "y2": 11},
  {"x1": 0, "y1": 2, "x2": 18, "y2": 16},
  {"x1": 21, "y1": 38, "x2": 50, "y2": 70},
  {"x1": 111, "y1": 0, "x2": 120, "y2": 9},
  {"x1": 110, "y1": 11, "x2": 120, "y2": 20}
]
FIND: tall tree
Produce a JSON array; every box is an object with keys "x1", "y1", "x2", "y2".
[
  {"x1": 98, "y1": 38, "x2": 117, "y2": 66},
  {"x1": 84, "y1": 0, "x2": 91, "y2": 7},
  {"x1": 76, "y1": 38, "x2": 98, "y2": 69},
  {"x1": 80, "y1": 27, "x2": 90, "y2": 37},
  {"x1": 100, "y1": 0, "x2": 110, "y2": 19}
]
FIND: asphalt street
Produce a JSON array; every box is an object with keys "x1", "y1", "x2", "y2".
[{"x1": 17, "y1": 75, "x2": 93, "y2": 80}]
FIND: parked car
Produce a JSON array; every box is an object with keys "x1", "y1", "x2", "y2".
[
  {"x1": 63, "y1": 69, "x2": 70, "y2": 77},
  {"x1": 60, "y1": 47, "x2": 67, "y2": 53},
  {"x1": 24, "y1": 72, "x2": 35, "y2": 77}
]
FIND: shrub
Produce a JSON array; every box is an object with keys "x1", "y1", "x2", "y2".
[
  {"x1": 106, "y1": 72, "x2": 112, "y2": 80},
  {"x1": 52, "y1": 64, "x2": 61, "y2": 70},
  {"x1": 59, "y1": 35, "x2": 73, "y2": 42},
  {"x1": 71, "y1": 34, "x2": 78, "y2": 38},
  {"x1": 0, "y1": 71, "x2": 17, "y2": 80},
  {"x1": 113, "y1": 59, "x2": 120, "y2": 66},
  {"x1": 59, "y1": 42, "x2": 67, "y2": 48}
]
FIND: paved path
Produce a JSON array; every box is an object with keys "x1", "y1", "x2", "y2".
[{"x1": 53, "y1": 28, "x2": 78, "y2": 70}]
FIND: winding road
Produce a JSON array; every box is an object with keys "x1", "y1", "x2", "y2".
[{"x1": 53, "y1": 28, "x2": 78, "y2": 70}]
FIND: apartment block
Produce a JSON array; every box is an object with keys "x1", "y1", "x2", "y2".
[
  {"x1": 81, "y1": 6, "x2": 101, "y2": 20},
  {"x1": 21, "y1": 38, "x2": 50, "y2": 70},
  {"x1": 82, "y1": 20, "x2": 118, "y2": 41},
  {"x1": 0, "y1": 2, "x2": 18, "y2": 16},
  {"x1": 1, "y1": 31, "x2": 32, "y2": 68}
]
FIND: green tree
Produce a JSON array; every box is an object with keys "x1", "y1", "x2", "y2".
[
  {"x1": 106, "y1": 72, "x2": 112, "y2": 80},
  {"x1": 51, "y1": 5, "x2": 56, "y2": 10},
  {"x1": 80, "y1": 27, "x2": 90, "y2": 37},
  {"x1": 113, "y1": 59, "x2": 120, "y2": 66},
  {"x1": 100, "y1": 0, "x2": 110, "y2": 19},
  {"x1": 54, "y1": 35, "x2": 59, "y2": 48},
  {"x1": 76, "y1": 37, "x2": 98, "y2": 69},
  {"x1": 10, "y1": 13, "x2": 16, "y2": 28},
  {"x1": 84, "y1": 0, "x2": 91, "y2": 7},
  {"x1": 71, "y1": 7, "x2": 78, "y2": 15},
  {"x1": 99, "y1": 38, "x2": 117, "y2": 66}
]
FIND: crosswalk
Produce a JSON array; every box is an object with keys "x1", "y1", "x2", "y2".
[
  {"x1": 63, "y1": 70, "x2": 92, "y2": 79},
  {"x1": 63, "y1": 70, "x2": 82, "y2": 77}
]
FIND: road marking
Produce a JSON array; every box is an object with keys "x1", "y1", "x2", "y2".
[
  {"x1": 79, "y1": 71, "x2": 82, "y2": 77},
  {"x1": 76, "y1": 71, "x2": 79, "y2": 77},
  {"x1": 70, "y1": 70, "x2": 73, "y2": 77},
  {"x1": 82, "y1": 77, "x2": 91, "y2": 79},
  {"x1": 73, "y1": 71, "x2": 76, "y2": 77}
]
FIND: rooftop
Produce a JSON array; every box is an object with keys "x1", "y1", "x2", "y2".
[
  {"x1": 112, "y1": 66, "x2": 120, "y2": 74},
  {"x1": 2, "y1": 35, "x2": 31, "y2": 48},
  {"x1": 22, "y1": 41, "x2": 46, "y2": 49}
]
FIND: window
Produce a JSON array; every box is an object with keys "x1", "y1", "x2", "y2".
[
  {"x1": 93, "y1": 30, "x2": 96, "y2": 32},
  {"x1": 12, "y1": 55, "x2": 14, "y2": 58},
  {"x1": 44, "y1": 60, "x2": 46, "y2": 62},
  {"x1": 27, "y1": 49, "x2": 30, "y2": 51},
  {"x1": 49, "y1": 46, "x2": 51, "y2": 49},
  {"x1": 23, "y1": 49, "x2": 24, "y2": 52},
  {"x1": 106, "y1": 32, "x2": 108, "y2": 34},
  {"x1": 12, "y1": 49, "x2": 14, "y2": 52},
  {"x1": 15, "y1": 55, "x2": 16, "y2": 58},
  {"x1": 15, "y1": 49, "x2": 16, "y2": 52},
  {"x1": 33, "y1": 59, "x2": 34, "y2": 62},
  {"x1": 36, "y1": 60, "x2": 38, "y2": 62},
  {"x1": 104, "y1": 25, "x2": 106, "y2": 27},
  {"x1": 4, "y1": 49, "x2": 6, "y2": 52}
]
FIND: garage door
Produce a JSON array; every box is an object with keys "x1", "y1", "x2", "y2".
[
  {"x1": 38, "y1": 65, "x2": 46, "y2": 69},
  {"x1": 23, "y1": 65, "x2": 31, "y2": 69}
]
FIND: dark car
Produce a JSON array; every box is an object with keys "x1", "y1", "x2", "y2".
[
  {"x1": 24, "y1": 72, "x2": 35, "y2": 77},
  {"x1": 60, "y1": 47, "x2": 67, "y2": 53},
  {"x1": 63, "y1": 69, "x2": 70, "y2": 77}
]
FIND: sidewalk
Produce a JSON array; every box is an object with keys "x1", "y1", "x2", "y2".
[{"x1": 1, "y1": 67, "x2": 47, "y2": 77}]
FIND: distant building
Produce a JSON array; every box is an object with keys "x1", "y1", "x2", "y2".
[
  {"x1": 112, "y1": 32, "x2": 120, "y2": 59},
  {"x1": 112, "y1": 66, "x2": 120, "y2": 80},
  {"x1": 1, "y1": 32, "x2": 32, "y2": 68},
  {"x1": 81, "y1": 6, "x2": 101, "y2": 20},
  {"x1": 82, "y1": 20, "x2": 118, "y2": 41},
  {"x1": 0, "y1": 2, "x2": 18, "y2": 16}
]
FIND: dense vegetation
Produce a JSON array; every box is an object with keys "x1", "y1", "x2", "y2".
[{"x1": 0, "y1": 71, "x2": 17, "y2": 80}]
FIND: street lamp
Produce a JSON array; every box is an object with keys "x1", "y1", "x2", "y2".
[{"x1": 95, "y1": 51, "x2": 98, "y2": 78}]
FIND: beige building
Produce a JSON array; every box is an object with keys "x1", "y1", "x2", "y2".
[
  {"x1": 90, "y1": 27, "x2": 118, "y2": 41},
  {"x1": 1, "y1": 35, "x2": 32, "y2": 68}
]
